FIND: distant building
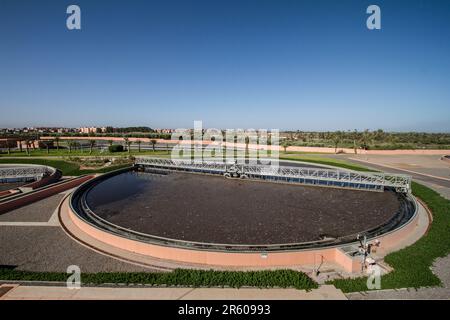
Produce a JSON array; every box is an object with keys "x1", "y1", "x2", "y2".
[
  {"x1": 17, "y1": 139, "x2": 53, "y2": 149},
  {"x1": 79, "y1": 127, "x2": 107, "y2": 134},
  {"x1": 79, "y1": 127, "x2": 96, "y2": 134},
  {"x1": 0, "y1": 138, "x2": 53, "y2": 149}
]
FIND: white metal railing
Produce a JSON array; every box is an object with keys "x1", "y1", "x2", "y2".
[
  {"x1": 134, "y1": 157, "x2": 411, "y2": 193},
  {"x1": 0, "y1": 165, "x2": 54, "y2": 181}
]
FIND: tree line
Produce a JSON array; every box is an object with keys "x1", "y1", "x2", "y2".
[{"x1": 281, "y1": 129, "x2": 450, "y2": 151}]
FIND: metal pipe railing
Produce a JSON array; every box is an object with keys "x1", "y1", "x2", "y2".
[{"x1": 135, "y1": 157, "x2": 411, "y2": 193}]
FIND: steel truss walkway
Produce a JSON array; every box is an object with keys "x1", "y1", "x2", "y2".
[
  {"x1": 0, "y1": 165, "x2": 53, "y2": 182},
  {"x1": 135, "y1": 157, "x2": 411, "y2": 193}
]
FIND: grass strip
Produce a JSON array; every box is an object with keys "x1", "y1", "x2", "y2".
[
  {"x1": 327, "y1": 181, "x2": 450, "y2": 292},
  {"x1": 279, "y1": 154, "x2": 377, "y2": 172},
  {"x1": 0, "y1": 268, "x2": 318, "y2": 290}
]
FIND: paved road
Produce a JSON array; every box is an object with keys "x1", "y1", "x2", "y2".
[
  {"x1": 0, "y1": 284, "x2": 347, "y2": 300},
  {"x1": 328, "y1": 154, "x2": 450, "y2": 199},
  {"x1": 347, "y1": 158, "x2": 450, "y2": 187},
  {"x1": 0, "y1": 194, "x2": 64, "y2": 222}
]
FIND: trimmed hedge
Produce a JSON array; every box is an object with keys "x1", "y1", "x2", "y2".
[
  {"x1": 0, "y1": 268, "x2": 318, "y2": 291},
  {"x1": 108, "y1": 145, "x2": 124, "y2": 153}
]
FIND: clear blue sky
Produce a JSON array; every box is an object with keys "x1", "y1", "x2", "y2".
[{"x1": 0, "y1": 0, "x2": 449, "y2": 131}]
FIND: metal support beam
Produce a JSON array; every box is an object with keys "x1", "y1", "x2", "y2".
[
  {"x1": 135, "y1": 157, "x2": 411, "y2": 193},
  {"x1": 0, "y1": 166, "x2": 54, "y2": 182}
]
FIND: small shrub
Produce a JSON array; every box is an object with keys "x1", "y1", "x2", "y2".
[{"x1": 108, "y1": 145, "x2": 124, "y2": 153}]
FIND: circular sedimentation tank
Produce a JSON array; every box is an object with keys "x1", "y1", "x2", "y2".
[{"x1": 70, "y1": 166, "x2": 416, "y2": 252}]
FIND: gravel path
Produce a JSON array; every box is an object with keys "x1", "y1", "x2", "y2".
[
  {"x1": 0, "y1": 226, "x2": 156, "y2": 273},
  {"x1": 0, "y1": 194, "x2": 64, "y2": 222}
]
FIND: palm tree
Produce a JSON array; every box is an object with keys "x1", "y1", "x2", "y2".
[
  {"x1": 352, "y1": 129, "x2": 359, "y2": 154},
  {"x1": 245, "y1": 136, "x2": 250, "y2": 158},
  {"x1": 68, "y1": 141, "x2": 74, "y2": 153},
  {"x1": 332, "y1": 131, "x2": 342, "y2": 153},
  {"x1": 374, "y1": 129, "x2": 385, "y2": 142},
  {"x1": 42, "y1": 141, "x2": 50, "y2": 154},
  {"x1": 281, "y1": 140, "x2": 291, "y2": 153},
  {"x1": 89, "y1": 140, "x2": 96, "y2": 155},
  {"x1": 6, "y1": 138, "x2": 10, "y2": 155},
  {"x1": 54, "y1": 137, "x2": 60, "y2": 150},
  {"x1": 136, "y1": 139, "x2": 142, "y2": 152},
  {"x1": 123, "y1": 137, "x2": 131, "y2": 153},
  {"x1": 360, "y1": 129, "x2": 370, "y2": 150},
  {"x1": 17, "y1": 137, "x2": 23, "y2": 152},
  {"x1": 150, "y1": 139, "x2": 157, "y2": 152},
  {"x1": 24, "y1": 139, "x2": 31, "y2": 156},
  {"x1": 107, "y1": 140, "x2": 113, "y2": 153}
]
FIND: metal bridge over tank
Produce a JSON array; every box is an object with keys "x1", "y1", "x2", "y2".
[
  {"x1": 135, "y1": 157, "x2": 412, "y2": 193},
  {"x1": 0, "y1": 165, "x2": 53, "y2": 183}
]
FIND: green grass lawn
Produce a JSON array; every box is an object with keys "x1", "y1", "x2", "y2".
[
  {"x1": 279, "y1": 153, "x2": 377, "y2": 172},
  {"x1": 328, "y1": 181, "x2": 450, "y2": 292}
]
